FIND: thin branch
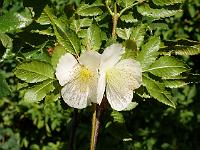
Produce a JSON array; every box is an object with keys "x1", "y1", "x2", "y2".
[
  {"x1": 105, "y1": 0, "x2": 114, "y2": 16},
  {"x1": 68, "y1": 109, "x2": 78, "y2": 150},
  {"x1": 119, "y1": 1, "x2": 141, "y2": 16},
  {"x1": 112, "y1": 2, "x2": 119, "y2": 38}
]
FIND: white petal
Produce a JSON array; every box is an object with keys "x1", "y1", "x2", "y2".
[
  {"x1": 106, "y1": 59, "x2": 142, "y2": 111},
  {"x1": 96, "y1": 71, "x2": 106, "y2": 104},
  {"x1": 78, "y1": 51, "x2": 101, "y2": 70},
  {"x1": 55, "y1": 53, "x2": 78, "y2": 86},
  {"x1": 61, "y1": 78, "x2": 89, "y2": 109},
  {"x1": 101, "y1": 43, "x2": 125, "y2": 70}
]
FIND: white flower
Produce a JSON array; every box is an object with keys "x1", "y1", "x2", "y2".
[
  {"x1": 56, "y1": 44, "x2": 142, "y2": 111},
  {"x1": 97, "y1": 44, "x2": 142, "y2": 111},
  {"x1": 56, "y1": 51, "x2": 101, "y2": 109}
]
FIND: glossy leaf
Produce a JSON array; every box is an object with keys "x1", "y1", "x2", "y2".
[
  {"x1": 82, "y1": 22, "x2": 102, "y2": 51},
  {"x1": 0, "y1": 33, "x2": 13, "y2": 49},
  {"x1": 111, "y1": 111, "x2": 124, "y2": 123},
  {"x1": 130, "y1": 24, "x2": 146, "y2": 48},
  {"x1": 145, "y1": 56, "x2": 189, "y2": 78},
  {"x1": 143, "y1": 74, "x2": 176, "y2": 108},
  {"x1": 14, "y1": 61, "x2": 54, "y2": 83},
  {"x1": 24, "y1": 79, "x2": 55, "y2": 102},
  {"x1": 116, "y1": 28, "x2": 132, "y2": 40},
  {"x1": 120, "y1": 12, "x2": 138, "y2": 23},
  {"x1": 76, "y1": 3, "x2": 103, "y2": 16},
  {"x1": 163, "y1": 79, "x2": 187, "y2": 88},
  {"x1": 0, "y1": 10, "x2": 32, "y2": 33},
  {"x1": 137, "y1": 4, "x2": 182, "y2": 18},
  {"x1": 137, "y1": 36, "x2": 160, "y2": 69},
  {"x1": 152, "y1": 0, "x2": 184, "y2": 6},
  {"x1": 160, "y1": 44, "x2": 200, "y2": 56}
]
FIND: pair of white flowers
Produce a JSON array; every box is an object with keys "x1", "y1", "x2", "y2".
[{"x1": 55, "y1": 44, "x2": 142, "y2": 111}]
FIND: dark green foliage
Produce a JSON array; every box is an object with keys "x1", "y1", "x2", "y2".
[{"x1": 0, "y1": 0, "x2": 200, "y2": 149}]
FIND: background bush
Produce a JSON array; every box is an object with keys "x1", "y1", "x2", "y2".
[{"x1": 0, "y1": 0, "x2": 200, "y2": 149}]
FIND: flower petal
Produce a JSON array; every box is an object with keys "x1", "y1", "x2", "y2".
[
  {"x1": 61, "y1": 76, "x2": 89, "y2": 109},
  {"x1": 101, "y1": 43, "x2": 125, "y2": 70},
  {"x1": 96, "y1": 71, "x2": 106, "y2": 104},
  {"x1": 78, "y1": 51, "x2": 101, "y2": 70},
  {"x1": 106, "y1": 59, "x2": 142, "y2": 111},
  {"x1": 56, "y1": 53, "x2": 78, "y2": 86}
]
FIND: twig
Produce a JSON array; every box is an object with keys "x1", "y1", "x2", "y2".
[{"x1": 68, "y1": 109, "x2": 78, "y2": 150}]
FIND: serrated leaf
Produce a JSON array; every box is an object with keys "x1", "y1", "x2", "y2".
[
  {"x1": 77, "y1": 3, "x2": 103, "y2": 16},
  {"x1": 130, "y1": 24, "x2": 146, "y2": 48},
  {"x1": 137, "y1": 4, "x2": 182, "y2": 18},
  {"x1": 54, "y1": 26, "x2": 81, "y2": 56},
  {"x1": 51, "y1": 45, "x2": 67, "y2": 69},
  {"x1": 70, "y1": 18, "x2": 93, "y2": 33},
  {"x1": 137, "y1": 36, "x2": 160, "y2": 69},
  {"x1": 163, "y1": 79, "x2": 187, "y2": 88},
  {"x1": 145, "y1": 56, "x2": 189, "y2": 78},
  {"x1": 0, "y1": 72, "x2": 11, "y2": 98},
  {"x1": 0, "y1": 33, "x2": 13, "y2": 49},
  {"x1": 35, "y1": 12, "x2": 51, "y2": 25},
  {"x1": 160, "y1": 44, "x2": 200, "y2": 56},
  {"x1": 117, "y1": 0, "x2": 136, "y2": 8},
  {"x1": 123, "y1": 102, "x2": 138, "y2": 111},
  {"x1": 111, "y1": 111, "x2": 124, "y2": 123},
  {"x1": 116, "y1": 28, "x2": 132, "y2": 40},
  {"x1": 24, "y1": 79, "x2": 55, "y2": 102},
  {"x1": 152, "y1": 0, "x2": 184, "y2": 6},
  {"x1": 14, "y1": 61, "x2": 54, "y2": 83},
  {"x1": 82, "y1": 22, "x2": 102, "y2": 51},
  {"x1": 120, "y1": 12, "x2": 138, "y2": 23},
  {"x1": 143, "y1": 74, "x2": 176, "y2": 108},
  {"x1": 44, "y1": 6, "x2": 80, "y2": 56},
  {"x1": 0, "y1": 10, "x2": 32, "y2": 33}
]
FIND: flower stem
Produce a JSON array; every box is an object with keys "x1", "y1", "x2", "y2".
[{"x1": 90, "y1": 104, "x2": 101, "y2": 150}]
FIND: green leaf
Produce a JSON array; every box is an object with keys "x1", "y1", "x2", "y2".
[
  {"x1": 163, "y1": 79, "x2": 187, "y2": 88},
  {"x1": 143, "y1": 74, "x2": 176, "y2": 108},
  {"x1": 0, "y1": 33, "x2": 13, "y2": 49},
  {"x1": 145, "y1": 56, "x2": 189, "y2": 78},
  {"x1": 137, "y1": 4, "x2": 182, "y2": 19},
  {"x1": 130, "y1": 24, "x2": 146, "y2": 48},
  {"x1": 137, "y1": 36, "x2": 160, "y2": 69},
  {"x1": 117, "y1": 0, "x2": 136, "y2": 8},
  {"x1": 44, "y1": 6, "x2": 80, "y2": 56},
  {"x1": 0, "y1": 72, "x2": 11, "y2": 98},
  {"x1": 51, "y1": 45, "x2": 67, "y2": 69},
  {"x1": 82, "y1": 22, "x2": 102, "y2": 51},
  {"x1": 70, "y1": 18, "x2": 93, "y2": 33},
  {"x1": 111, "y1": 111, "x2": 124, "y2": 123},
  {"x1": 24, "y1": 79, "x2": 55, "y2": 102},
  {"x1": 123, "y1": 102, "x2": 138, "y2": 111},
  {"x1": 76, "y1": 3, "x2": 103, "y2": 16},
  {"x1": 120, "y1": 12, "x2": 138, "y2": 23},
  {"x1": 160, "y1": 44, "x2": 200, "y2": 56},
  {"x1": 54, "y1": 26, "x2": 80, "y2": 56},
  {"x1": 152, "y1": 0, "x2": 184, "y2": 6},
  {"x1": 14, "y1": 61, "x2": 54, "y2": 83},
  {"x1": 35, "y1": 12, "x2": 51, "y2": 25},
  {"x1": 0, "y1": 10, "x2": 32, "y2": 33},
  {"x1": 116, "y1": 28, "x2": 132, "y2": 40}
]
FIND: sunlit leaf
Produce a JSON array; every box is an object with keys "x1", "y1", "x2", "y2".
[
  {"x1": 14, "y1": 61, "x2": 54, "y2": 83},
  {"x1": 143, "y1": 74, "x2": 176, "y2": 108},
  {"x1": 145, "y1": 56, "x2": 189, "y2": 78},
  {"x1": 116, "y1": 28, "x2": 132, "y2": 40},
  {"x1": 152, "y1": 0, "x2": 184, "y2": 6},
  {"x1": 137, "y1": 4, "x2": 182, "y2": 18},
  {"x1": 137, "y1": 36, "x2": 160, "y2": 69},
  {"x1": 24, "y1": 79, "x2": 55, "y2": 102},
  {"x1": 77, "y1": 3, "x2": 103, "y2": 16},
  {"x1": 0, "y1": 10, "x2": 32, "y2": 33}
]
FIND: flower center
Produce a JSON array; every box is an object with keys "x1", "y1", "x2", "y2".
[{"x1": 79, "y1": 66, "x2": 93, "y2": 83}]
